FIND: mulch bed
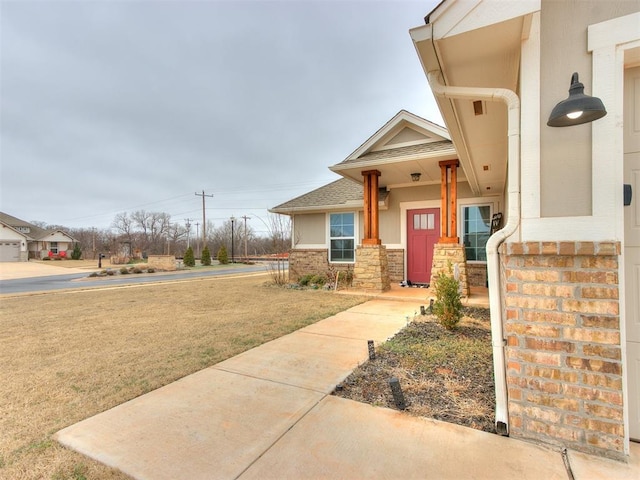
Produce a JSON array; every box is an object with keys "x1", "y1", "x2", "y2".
[{"x1": 333, "y1": 307, "x2": 496, "y2": 433}]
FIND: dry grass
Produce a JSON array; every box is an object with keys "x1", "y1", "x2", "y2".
[{"x1": 0, "y1": 275, "x2": 368, "y2": 479}]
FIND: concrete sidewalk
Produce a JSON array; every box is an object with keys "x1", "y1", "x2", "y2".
[{"x1": 55, "y1": 299, "x2": 639, "y2": 480}]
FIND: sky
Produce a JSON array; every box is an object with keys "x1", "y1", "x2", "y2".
[{"x1": 0, "y1": 0, "x2": 442, "y2": 236}]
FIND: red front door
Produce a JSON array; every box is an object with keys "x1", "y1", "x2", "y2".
[{"x1": 407, "y1": 208, "x2": 440, "y2": 284}]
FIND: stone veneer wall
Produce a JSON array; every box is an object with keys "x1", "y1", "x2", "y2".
[
  {"x1": 288, "y1": 249, "x2": 354, "y2": 282},
  {"x1": 430, "y1": 243, "x2": 469, "y2": 296},
  {"x1": 147, "y1": 255, "x2": 177, "y2": 271},
  {"x1": 467, "y1": 263, "x2": 487, "y2": 287},
  {"x1": 501, "y1": 241, "x2": 624, "y2": 460},
  {"x1": 288, "y1": 249, "x2": 328, "y2": 281},
  {"x1": 352, "y1": 244, "x2": 391, "y2": 292},
  {"x1": 386, "y1": 249, "x2": 404, "y2": 283}
]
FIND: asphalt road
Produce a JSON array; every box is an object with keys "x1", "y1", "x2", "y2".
[{"x1": 0, "y1": 263, "x2": 281, "y2": 295}]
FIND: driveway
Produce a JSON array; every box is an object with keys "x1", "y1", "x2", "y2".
[{"x1": 0, "y1": 261, "x2": 91, "y2": 280}]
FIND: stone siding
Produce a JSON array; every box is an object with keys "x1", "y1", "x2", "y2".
[
  {"x1": 467, "y1": 263, "x2": 487, "y2": 287},
  {"x1": 430, "y1": 243, "x2": 469, "y2": 295},
  {"x1": 353, "y1": 244, "x2": 391, "y2": 292},
  {"x1": 500, "y1": 241, "x2": 623, "y2": 460},
  {"x1": 147, "y1": 255, "x2": 177, "y2": 271},
  {"x1": 387, "y1": 249, "x2": 404, "y2": 283}
]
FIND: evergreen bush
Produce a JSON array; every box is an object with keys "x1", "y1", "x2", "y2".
[
  {"x1": 183, "y1": 246, "x2": 195, "y2": 267},
  {"x1": 432, "y1": 263, "x2": 463, "y2": 331},
  {"x1": 71, "y1": 243, "x2": 82, "y2": 260},
  {"x1": 202, "y1": 245, "x2": 212, "y2": 266}
]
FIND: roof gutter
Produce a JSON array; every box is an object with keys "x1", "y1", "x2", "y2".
[{"x1": 427, "y1": 70, "x2": 520, "y2": 436}]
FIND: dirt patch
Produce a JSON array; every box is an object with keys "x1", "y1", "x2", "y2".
[
  {"x1": 0, "y1": 276, "x2": 369, "y2": 480},
  {"x1": 333, "y1": 307, "x2": 496, "y2": 433}
]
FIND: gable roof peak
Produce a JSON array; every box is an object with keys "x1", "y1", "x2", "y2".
[{"x1": 341, "y1": 110, "x2": 450, "y2": 163}]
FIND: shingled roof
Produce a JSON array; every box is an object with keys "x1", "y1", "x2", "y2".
[
  {"x1": 0, "y1": 212, "x2": 75, "y2": 241},
  {"x1": 0, "y1": 212, "x2": 46, "y2": 240},
  {"x1": 270, "y1": 178, "x2": 386, "y2": 214},
  {"x1": 339, "y1": 140, "x2": 453, "y2": 165}
]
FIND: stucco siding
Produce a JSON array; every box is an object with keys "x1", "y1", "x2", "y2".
[
  {"x1": 539, "y1": 0, "x2": 639, "y2": 218},
  {"x1": 293, "y1": 213, "x2": 326, "y2": 245}
]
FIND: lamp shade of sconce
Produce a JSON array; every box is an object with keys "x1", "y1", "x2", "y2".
[
  {"x1": 410, "y1": 172, "x2": 421, "y2": 182},
  {"x1": 547, "y1": 72, "x2": 607, "y2": 127}
]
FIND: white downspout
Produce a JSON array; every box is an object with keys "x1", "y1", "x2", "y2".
[{"x1": 427, "y1": 71, "x2": 520, "y2": 436}]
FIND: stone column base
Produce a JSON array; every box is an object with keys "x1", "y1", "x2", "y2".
[
  {"x1": 430, "y1": 243, "x2": 469, "y2": 297},
  {"x1": 353, "y1": 244, "x2": 391, "y2": 292}
]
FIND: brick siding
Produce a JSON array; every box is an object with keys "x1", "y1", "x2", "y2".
[
  {"x1": 289, "y1": 249, "x2": 354, "y2": 282},
  {"x1": 500, "y1": 241, "x2": 623, "y2": 460}
]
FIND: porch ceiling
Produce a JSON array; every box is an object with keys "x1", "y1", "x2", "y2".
[
  {"x1": 331, "y1": 149, "x2": 461, "y2": 189},
  {"x1": 412, "y1": 13, "x2": 530, "y2": 196}
]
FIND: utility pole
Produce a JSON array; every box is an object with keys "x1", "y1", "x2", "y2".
[
  {"x1": 195, "y1": 222, "x2": 200, "y2": 258},
  {"x1": 241, "y1": 215, "x2": 250, "y2": 261},
  {"x1": 184, "y1": 218, "x2": 193, "y2": 248},
  {"x1": 195, "y1": 190, "x2": 214, "y2": 251},
  {"x1": 230, "y1": 216, "x2": 235, "y2": 264}
]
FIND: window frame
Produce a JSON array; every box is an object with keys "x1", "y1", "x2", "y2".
[
  {"x1": 460, "y1": 204, "x2": 493, "y2": 263},
  {"x1": 327, "y1": 212, "x2": 356, "y2": 264}
]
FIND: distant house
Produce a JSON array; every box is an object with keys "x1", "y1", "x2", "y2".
[
  {"x1": 0, "y1": 212, "x2": 77, "y2": 261},
  {"x1": 271, "y1": 110, "x2": 496, "y2": 292},
  {"x1": 409, "y1": 0, "x2": 639, "y2": 462}
]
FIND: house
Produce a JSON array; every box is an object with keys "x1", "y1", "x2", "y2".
[
  {"x1": 0, "y1": 212, "x2": 77, "y2": 261},
  {"x1": 271, "y1": 110, "x2": 499, "y2": 293},
  {"x1": 272, "y1": 0, "x2": 639, "y2": 462},
  {"x1": 407, "y1": 0, "x2": 639, "y2": 462}
]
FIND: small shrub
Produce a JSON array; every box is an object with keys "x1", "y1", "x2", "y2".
[
  {"x1": 183, "y1": 246, "x2": 195, "y2": 267},
  {"x1": 432, "y1": 263, "x2": 463, "y2": 331},
  {"x1": 88, "y1": 272, "x2": 98, "y2": 278},
  {"x1": 310, "y1": 274, "x2": 326, "y2": 286},
  {"x1": 120, "y1": 267, "x2": 130, "y2": 274},
  {"x1": 133, "y1": 267, "x2": 143, "y2": 274},
  {"x1": 105, "y1": 269, "x2": 115, "y2": 276},
  {"x1": 267, "y1": 257, "x2": 288, "y2": 285},
  {"x1": 216, "y1": 245, "x2": 228, "y2": 265},
  {"x1": 298, "y1": 274, "x2": 313, "y2": 286},
  {"x1": 147, "y1": 268, "x2": 155, "y2": 273},
  {"x1": 202, "y1": 245, "x2": 212, "y2": 266}
]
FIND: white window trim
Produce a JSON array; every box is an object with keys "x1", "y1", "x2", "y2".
[
  {"x1": 460, "y1": 203, "x2": 494, "y2": 264},
  {"x1": 326, "y1": 212, "x2": 357, "y2": 264}
]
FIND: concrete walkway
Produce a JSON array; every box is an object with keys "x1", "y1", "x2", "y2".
[{"x1": 55, "y1": 299, "x2": 639, "y2": 480}]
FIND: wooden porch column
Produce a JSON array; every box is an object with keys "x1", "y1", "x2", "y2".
[
  {"x1": 439, "y1": 160, "x2": 460, "y2": 243},
  {"x1": 362, "y1": 170, "x2": 381, "y2": 245}
]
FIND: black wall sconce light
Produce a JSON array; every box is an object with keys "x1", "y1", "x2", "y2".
[
  {"x1": 547, "y1": 72, "x2": 607, "y2": 127},
  {"x1": 410, "y1": 172, "x2": 421, "y2": 182}
]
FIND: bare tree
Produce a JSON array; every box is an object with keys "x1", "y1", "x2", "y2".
[
  {"x1": 130, "y1": 210, "x2": 172, "y2": 254},
  {"x1": 112, "y1": 212, "x2": 135, "y2": 253}
]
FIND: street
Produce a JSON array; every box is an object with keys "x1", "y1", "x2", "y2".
[{"x1": 0, "y1": 263, "x2": 281, "y2": 295}]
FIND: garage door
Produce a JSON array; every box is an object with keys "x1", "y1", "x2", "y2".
[{"x1": 0, "y1": 242, "x2": 20, "y2": 262}]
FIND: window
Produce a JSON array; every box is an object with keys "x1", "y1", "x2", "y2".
[
  {"x1": 50, "y1": 242, "x2": 59, "y2": 254},
  {"x1": 329, "y1": 213, "x2": 355, "y2": 262},
  {"x1": 462, "y1": 205, "x2": 491, "y2": 261},
  {"x1": 413, "y1": 212, "x2": 435, "y2": 230}
]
